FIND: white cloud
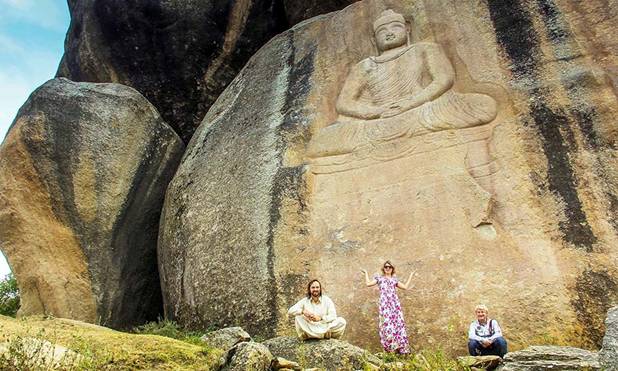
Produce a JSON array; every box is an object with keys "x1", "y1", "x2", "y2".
[
  {"x1": 0, "y1": 31, "x2": 61, "y2": 139},
  {"x1": 0, "y1": 69, "x2": 34, "y2": 138},
  {"x1": 0, "y1": 0, "x2": 67, "y2": 31},
  {"x1": 0, "y1": 34, "x2": 25, "y2": 54}
]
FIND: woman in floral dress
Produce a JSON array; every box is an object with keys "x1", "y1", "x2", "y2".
[{"x1": 361, "y1": 261, "x2": 414, "y2": 354}]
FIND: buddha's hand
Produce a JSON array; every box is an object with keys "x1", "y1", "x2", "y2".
[
  {"x1": 381, "y1": 96, "x2": 424, "y2": 118},
  {"x1": 381, "y1": 103, "x2": 406, "y2": 118}
]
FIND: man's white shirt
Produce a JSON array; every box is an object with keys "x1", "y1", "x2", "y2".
[{"x1": 468, "y1": 319, "x2": 503, "y2": 341}]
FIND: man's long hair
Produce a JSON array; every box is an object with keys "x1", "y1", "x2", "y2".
[{"x1": 306, "y1": 279, "x2": 322, "y2": 299}]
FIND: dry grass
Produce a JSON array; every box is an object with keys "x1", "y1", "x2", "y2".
[{"x1": 0, "y1": 315, "x2": 223, "y2": 370}]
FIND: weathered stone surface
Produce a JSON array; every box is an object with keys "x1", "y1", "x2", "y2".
[
  {"x1": 57, "y1": 0, "x2": 357, "y2": 142},
  {"x1": 201, "y1": 326, "x2": 252, "y2": 350},
  {"x1": 282, "y1": 0, "x2": 358, "y2": 26},
  {"x1": 262, "y1": 336, "x2": 382, "y2": 370},
  {"x1": 223, "y1": 341, "x2": 273, "y2": 371},
  {"x1": 496, "y1": 346, "x2": 600, "y2": 370},
  {"x1": 458, "y1": 355, "x2": 502, "y2": 370},
  {"x1": 601, "y1": 306, "x2": 618, "y2": 370},
  {"x1": 0, "y1": 78, "x2": 184, "y2": 328},
  {"x1": 158, "y1": 0, "x2": 618, "y2": 351}
]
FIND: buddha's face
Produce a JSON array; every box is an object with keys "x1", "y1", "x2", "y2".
[{"x1": 375, "y1": 21, "x2": 408, "y2": 51}]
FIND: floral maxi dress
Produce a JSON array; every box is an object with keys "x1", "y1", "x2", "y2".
[{"x1": 374, "y1": 275, "x2": 410, "y2": 353}]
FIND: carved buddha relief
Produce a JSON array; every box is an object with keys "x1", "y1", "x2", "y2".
[{"x1": 307, "y1": 9, "x2": 498, "y2": 196}]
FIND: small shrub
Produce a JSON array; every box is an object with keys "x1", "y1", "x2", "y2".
[
  {"x1": 133, "y1": 318, "x2": 206, "y2": 345},
  {"x1": 0, "y1": 273, "x2": 20, "y2": 317}
]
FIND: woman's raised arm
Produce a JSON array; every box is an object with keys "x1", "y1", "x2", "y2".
[
  {"x1": 360, "y1": 269, "x2": 378, "y2": 287},
  {"x1": 397, "y1": 271, "x2": 415, "y2": 290}
]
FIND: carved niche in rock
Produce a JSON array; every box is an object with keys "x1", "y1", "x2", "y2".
[
  {"x1": 300, "y1": 9, "x2": 514, "y2": 347},
  {"x1": 307, "y1": 9, "x2": 499, "y2": 235}
]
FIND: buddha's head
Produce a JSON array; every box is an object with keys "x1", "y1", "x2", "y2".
[{"x1": 373, "y1": 9, "x2": 409, "y2": 52}]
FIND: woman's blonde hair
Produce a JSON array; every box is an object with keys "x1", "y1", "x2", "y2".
[
  {"x1": 381, "y1": 260, "x2": 396, "y2": 275},
  {"x1": 475, "y1": 304, "x2": 488, "y2": 312}
]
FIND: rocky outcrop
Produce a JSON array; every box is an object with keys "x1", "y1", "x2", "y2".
[
  {"x1": 496, "y1": 346, "x2": 600, "y2": 370},
  {"x1": 0, "y1": 78, "x2": 184, "y2": 328},
  {"x1": 223, "y1": 342, "x2": 273, "y2": 371},
  {"x1": 601, "y1": 306, "x2": 618, "y2": 370},
  {"x1": 201, "y1": 327, "x2": 252, "y2": 350},
  {"x1": 262, "y1": 337, "x2": 382, "y2": 370},
  {"x1": 57, "y1": 0, "x2": 357, "y2": 142},
  {"x1": 158, "y1": 0, "x2": 618, "y2": 351}
]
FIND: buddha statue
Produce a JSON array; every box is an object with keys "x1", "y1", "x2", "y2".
[{"x1": 307, "y1": 10, "x2": 498, "y2": 166}]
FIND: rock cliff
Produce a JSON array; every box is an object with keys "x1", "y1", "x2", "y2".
[{"x1": 158, "y1": 0, "x2": 618, "y2": 352}]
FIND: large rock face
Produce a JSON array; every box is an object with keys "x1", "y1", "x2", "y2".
[
  {"x1": 57, "y1": 0, "x2": 357, "y2": 142},
  {"x1": 0, "y1": 78, "x2": 184, "y2": 328},
  {"x1": 158, "y1": 0, "x2": 618, "y2": 351}
]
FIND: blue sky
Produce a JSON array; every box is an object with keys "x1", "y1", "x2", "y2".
[{"x1": 0, "y1": 0, "x2": 70, "y2": 278}]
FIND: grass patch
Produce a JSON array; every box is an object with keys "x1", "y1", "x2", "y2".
[
  {"x1": 0, "y1": 315, "x2": 223, "y2": 370},
  {"x1": 376, "y1": 350, "x2": 470, "y2": 371}
]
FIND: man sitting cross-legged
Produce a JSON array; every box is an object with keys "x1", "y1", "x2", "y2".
[{"x1": 287, "y1": 279, "x2": 347, "y2": 340}]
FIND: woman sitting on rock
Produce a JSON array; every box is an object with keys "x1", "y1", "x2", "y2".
[{"x1": 361, "y1": 261, "x2": 414, "y2": 354}]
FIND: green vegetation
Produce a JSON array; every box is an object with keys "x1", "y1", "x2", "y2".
[
  {"x1": 0, "y1": 315, "x2": 223, "y2": 370},
  {"x1": 133, "y1": 318, "x2": 207, "y2": 345},
  {"x1": 375, "y1": 350, "x2": 470, "y2": 371},
  {"x1": 0, "y1": 273, "x2": 20, "y2": 317}
]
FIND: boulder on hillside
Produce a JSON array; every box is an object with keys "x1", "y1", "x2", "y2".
[
  {"x1": 157, "y1": 0, "x2": 618, "y2": 351},
  {"x1": 262, "y1": 337, "x2": 382, "y2": 370},
  {"x1": 0, "y1": 78, "x2": 184, "y2": 328},
  {"x1": 223, "y1": 341, "x2": 273, "y2": 371},
  {"x1": 201, "y1": 327, "x2": 252, "y2": 350},
  {"x1": 58, "y1": 0, "x2": 357, "y2": 142},
  {"x1": 496, "y1": 346, "x2": 600, "y2": 370},
  {"x1": 601, "y1": 306, "x2": 618, "y2": 370}
]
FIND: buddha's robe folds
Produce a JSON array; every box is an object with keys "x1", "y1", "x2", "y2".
[{"x1": 308, "y1": 43, "x2": 497, "y2": 160}]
